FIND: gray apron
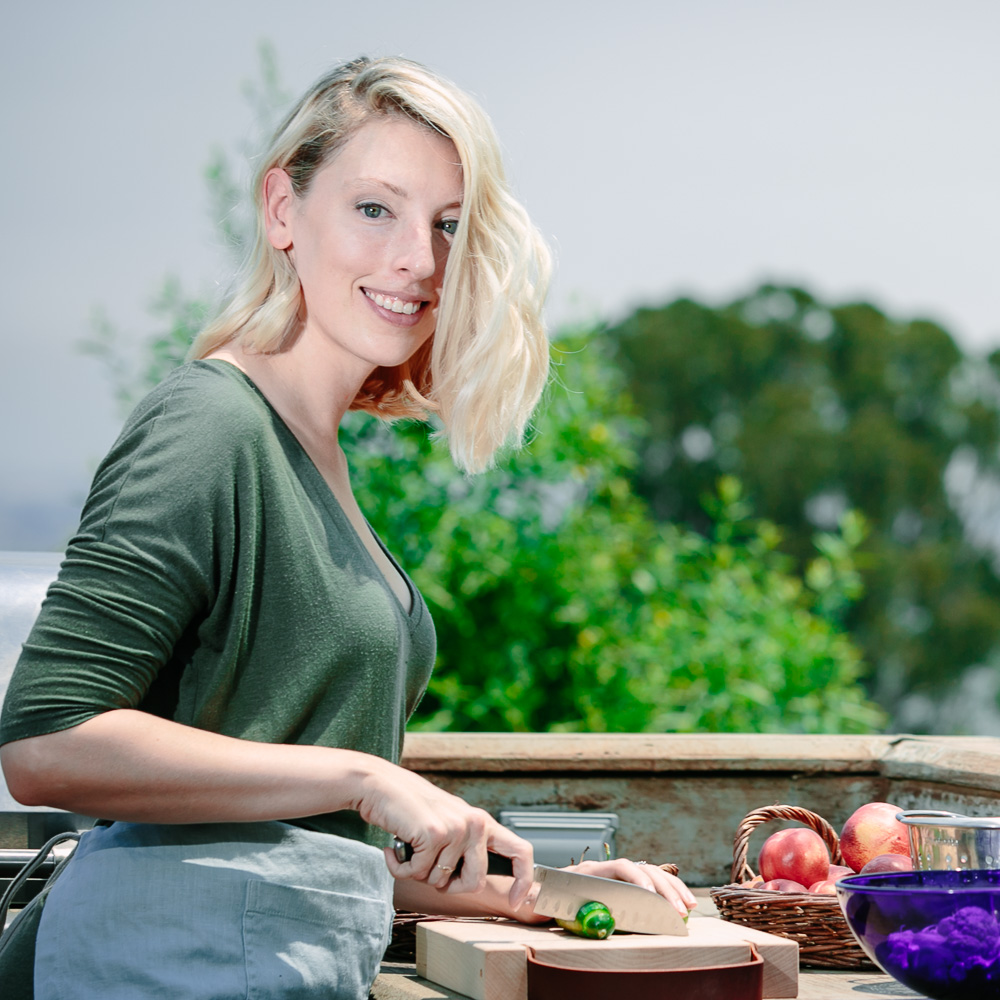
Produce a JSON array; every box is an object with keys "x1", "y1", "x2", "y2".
[{"x1": 33, "y1": 821, "x2": 394, "y2": 999}]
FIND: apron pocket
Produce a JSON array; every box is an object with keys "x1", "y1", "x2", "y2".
[{"x1": 242, "y1": 878, "x2": 391, "y2": 1000}]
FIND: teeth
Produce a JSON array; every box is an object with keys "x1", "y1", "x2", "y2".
[{"x1": 366, "y1": 291, "x2": 421, "y2": 315}]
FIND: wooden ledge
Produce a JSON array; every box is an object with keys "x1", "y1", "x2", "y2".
[
  {"x1": 400, "y1": 733, "x2": 891, "y2": 772},
  {"x1": 881, "y1": 735, "x2": 1000, "y2": 794},
  {"x1": 401, "y1": 732, "x2": 1000, "y2": 791}
]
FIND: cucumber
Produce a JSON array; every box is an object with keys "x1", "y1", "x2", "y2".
[{"x1": 555, "y1": 900, "x2": 615, "y2": 939}]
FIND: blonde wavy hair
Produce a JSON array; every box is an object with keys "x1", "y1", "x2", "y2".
[{"x1": 189, "y1": 56, "x2": 551, "y2": 473}]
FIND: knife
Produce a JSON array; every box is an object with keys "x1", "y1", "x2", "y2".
[{"x1": 392, "y1": 838, "x2": 688, "y2": 936}]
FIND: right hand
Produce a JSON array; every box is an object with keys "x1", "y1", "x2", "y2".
[{"x1": 355, "y1": 759, "x2": 534, "y2": 907}]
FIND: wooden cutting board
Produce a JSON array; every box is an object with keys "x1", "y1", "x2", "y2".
[{"x1": 416, "y1": 915, "x2": 798, "y2": 1000}]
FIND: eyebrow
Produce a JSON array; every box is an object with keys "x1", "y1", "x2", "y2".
[
  {"x1": 353, "y1": 178, "x2": 407, "y2": 197},
  {"x1": 350, "y1": 177, "x2": 463, "y2": 209}
]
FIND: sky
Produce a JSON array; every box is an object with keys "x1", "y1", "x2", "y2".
[{"x1": 2, "y1": 0, "x2": 998, "y2": 550}]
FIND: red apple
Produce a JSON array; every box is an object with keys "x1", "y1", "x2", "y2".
[
  {"x1": 860, "y1": 853, "x2": 913, "y2": 874},
  {"x1": 758, "y1": 827, "x2": 832, "y2": 887},
  {"x1": 760, "y1": 879, "x2": 809, "y2": 892},
  {"x1": 808, "y1": 879, "x2": 838, "y2": 894},
  {"x1": 839, "y1": 802, "x2": 910, "y2": 872},
  {"x1": 827, "y1": 864, "x2": 853, "y2": 879}
]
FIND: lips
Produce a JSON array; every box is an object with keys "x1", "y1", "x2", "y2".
[{"x1": 363, "y1": 289, "x2": 427, "y2": 315}]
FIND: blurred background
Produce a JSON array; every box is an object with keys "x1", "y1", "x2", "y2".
[{"x1": 2, "y1": 0, "x2": 998, "y2": 735}]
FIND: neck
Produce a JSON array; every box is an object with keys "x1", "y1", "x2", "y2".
[{"x1": 208, "y1": 334, "x2": 369, "y2": 448}]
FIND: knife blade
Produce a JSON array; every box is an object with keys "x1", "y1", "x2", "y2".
[
  {"x1": 532, "y1": 864, "x2": 688, "y2": 935},
  {"x1": 391, "y1": 839, "x2": 688, "y2": 936}
]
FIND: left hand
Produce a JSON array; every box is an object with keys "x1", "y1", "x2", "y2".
[{"x1": 561, "y1": 858, "x2": 697, "y2": 920}]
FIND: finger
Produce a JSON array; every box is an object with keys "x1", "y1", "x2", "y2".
[
  {"x1": 486, "y1": 826, "x2": 534, "y2": 908},
  {"x1": 631, "y1": 863, "x2": 697, "y2": 907},
  {"x1": 395, "y1": 835, "x2": 451, "y2": 882},
  {"x1": 643, "y1": 868, "x2": 698, "y2": 916},
  {"x1": 575, "y1": 858, "x2": 655, "y2": 889},
  {"x1": 429, "y1": 850, "x2": 465, "y2": 890},
  {"x1": 384, "y1": 845, "x2": 402, "y2": 876},
  {"x1": 444, "y1": 846, "x2": 486, "y2": 895},
  {"x1": 664, "y1": 870, "x2": 698, "y2": 909},
  {"x1": 439, "y1": 809, "x2": 489, "y2": 892},
  {"x1": 384, "y1": 846, "x2": 429, "y2": 881},
  {"x1": 573, "y1": 859, "x2": 696, "y2": 918}
]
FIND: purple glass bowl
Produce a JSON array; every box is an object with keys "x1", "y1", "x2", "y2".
[{"x1": 836, "y1": 869, "x2": 1000, "y2": 999}]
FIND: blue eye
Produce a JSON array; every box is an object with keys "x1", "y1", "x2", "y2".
[
  {"x1": 359, "y1": 203, "x2": 385, "y2": 219},
  {"x1": 438, "y1": 218, "x2": 459, "y2": 236}
]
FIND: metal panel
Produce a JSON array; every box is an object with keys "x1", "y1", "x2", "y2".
[
  {"x1": 0, "y1": 551, "x2": 61, "y2": 815},
  {"x1": 499, "y1": 809, "x2": 618, "y2": 867},
  {"x1": 0, "y1": 551, "x2": 94, "y2": 845}
]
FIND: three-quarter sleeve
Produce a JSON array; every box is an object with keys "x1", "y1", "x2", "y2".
[{"x1": 0, "y1": 366, "x2": 253, "y2": 743}]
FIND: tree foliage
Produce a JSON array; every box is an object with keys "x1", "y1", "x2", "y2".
[
  {"x1": 342, "y1": 330, "x2": 883, "y2": 733},
  {"x1": 609, "y1": 284, "x2": 1000, "y2": 708}
]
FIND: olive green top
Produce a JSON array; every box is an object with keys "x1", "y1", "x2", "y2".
[{"x1": 0, "y1": 360, "x2": 436, "y2": 846}]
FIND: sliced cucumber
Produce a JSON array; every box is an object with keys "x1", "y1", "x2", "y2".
[{"x1": 555, "y1": 900, "x2": 615, "y2": 939}]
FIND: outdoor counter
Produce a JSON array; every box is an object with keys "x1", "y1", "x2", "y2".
[
  {"x1": 6, "y1": 731, "x2": 999, "y2": 998},
  {"x1": 371, "y1": 958, "x2": 922, "y2": 1000},
  {"x1": 370, "y1": 892, "x2": 922, "y2": 999},
  {"x1": 375, "y1": 731, "x2": 1000, "y2": 999},
  {"x1": 399, "y1": 731, "x2": 1000, "y2": 884}
]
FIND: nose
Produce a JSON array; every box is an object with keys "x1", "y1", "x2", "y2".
[{"x1": 393, "y1": 223, "x2": 439, "y2": 281}]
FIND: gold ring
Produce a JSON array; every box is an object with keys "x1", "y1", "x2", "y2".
[{"x1": 436, "y1": 864, "x2": 454, "y2": 873}]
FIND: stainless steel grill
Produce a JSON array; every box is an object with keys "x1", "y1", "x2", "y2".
[{"x1": 0, "y1": 551, "x2": 93, "y2": 848}]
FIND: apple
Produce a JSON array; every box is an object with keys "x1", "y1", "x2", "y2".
[
  {"x1": 808, "y1": 879, "x2": 838, "y2": 894},
  {"x1": 758, "y1": 827, "x2": 832, "y2": 887},
  {"x1": 760, "y1": 879, "x2": 809, "y2": 892},
  {"x1": 827, "y1": 864, "x2": 853, "y2": 879},
  {"x1": 741, "y1": 875, "x2": 764, "y2": 888},
  {"x1": 860, "y1": 853, "x2": 914, "y2": 874},
  {"x1": 839, "y1": 802, "x2": 911, "y2": 872}
]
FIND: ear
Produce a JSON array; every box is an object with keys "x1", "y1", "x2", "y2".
[{"x1": 262, "y1": 168, "x2": 295, "y2": 250}]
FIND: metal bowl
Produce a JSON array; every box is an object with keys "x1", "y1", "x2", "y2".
[{"x1": 898, "y1": 810, "x2": 1000, "y2": 871}]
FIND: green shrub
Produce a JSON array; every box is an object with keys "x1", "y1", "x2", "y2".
[{"x1": 344, "y1": 329, "x2": 885, "y2": 733}]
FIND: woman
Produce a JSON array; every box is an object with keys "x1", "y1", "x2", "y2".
[{"x1": 0, "y1": 57, "x2": 695, "y2": 998}]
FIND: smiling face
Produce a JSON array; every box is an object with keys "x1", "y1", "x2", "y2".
[{"x1": 264, "y1": 115, "x2": 463, "y2": 380}]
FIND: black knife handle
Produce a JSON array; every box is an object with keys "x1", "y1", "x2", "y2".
[{"x1": 392, "y1": 838, "x2": 515, "y2": 876}]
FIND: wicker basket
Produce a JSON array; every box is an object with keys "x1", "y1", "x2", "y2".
[{"x1": 709, "y1": 804, "x2": 872, "y2": 969}]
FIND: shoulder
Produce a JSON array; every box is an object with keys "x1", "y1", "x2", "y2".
[
  {"x1": 87, "y1": 361, "x2": 284, "y2": 515},
  {"x1": 130, "y1": 360, "x2": 270, "y2": 434},
  {"x1": 115, "y1": 361, "x2": 277, "y2": 463}
]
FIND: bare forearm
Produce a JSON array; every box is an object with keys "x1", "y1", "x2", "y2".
[
  {"x1": 393, "y1": 874, "x2": 548, "y2": 923},
  {"x1": 395, "y1": 860, "x2": 699, "y2": 924},
  {"x1": 1, "y1": 708, "x2": 538, "y2": 908},
  {"x1": 0, "y1": 709, "x2": 380, "y2": 823}
]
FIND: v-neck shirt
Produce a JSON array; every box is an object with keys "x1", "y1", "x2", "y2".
[{"x1": 0, "y1": 360, "x2": 436, "y2": 847}]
